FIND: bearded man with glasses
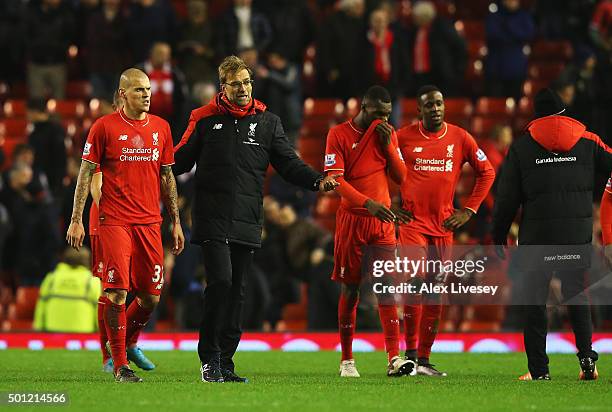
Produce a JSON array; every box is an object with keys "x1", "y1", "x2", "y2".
[{"x1": 173, "y1": 55, "x2": 340, "y2": 383}]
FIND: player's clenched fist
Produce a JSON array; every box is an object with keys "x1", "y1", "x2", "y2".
[
  {"x1": 66, "y1": 220, "x2": 85, "y2": 250},
  {"x1": 375, "y1": 122, "x2": 393, "y2": 146}
]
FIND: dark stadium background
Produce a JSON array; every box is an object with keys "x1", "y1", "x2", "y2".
[{"x1": 1, "y1": 0, "x2": 612, "y2": 353}]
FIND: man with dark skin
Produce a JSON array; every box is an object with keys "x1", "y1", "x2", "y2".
[
  {"x1": 395, "y1": 85, "x2": 495, "y2": 376},
  {"x1": 325, "y1": 85, "x2": 414, "y2": 378}
]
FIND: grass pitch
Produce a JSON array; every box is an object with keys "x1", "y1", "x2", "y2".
[{"x1": 1, "y1": 350, "x2": 610, "y2": 411}]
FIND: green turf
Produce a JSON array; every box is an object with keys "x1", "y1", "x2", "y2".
[{"x1": 0, "y1": 350, "x2": 610, "y2": 411}]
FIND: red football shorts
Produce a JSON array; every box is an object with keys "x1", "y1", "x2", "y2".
[
  {"x1": 98, "y1": 223, "x2": 164, "y2": 295},
  {"x1": 332, "y1": 207, "x2": 396, "y2": 284},
  {"x1": 90, "y1": 234, "x2": 103, "y2": 278},
  {"x1": 398, "y1": 226, "x2": 453, "y2": 280}
]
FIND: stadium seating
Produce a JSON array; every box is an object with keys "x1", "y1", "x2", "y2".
[
  {"x1": 2, "y1": 99, "x2": 27, "y2": 117},
  {"x1": 13, "y1": 287, "x2": 39, "y2": 320},
  {"x1": 0, "y1": 118, "x2": 30, "y2": 137},
  {"x1": 65, "y1": 81, "x2": 92, "y2": 100},
  {"x1": 459, "y1": 305, "x2": 505, "y2": 332},
  {"x1": 280, "y1": 284, "x2": 308, "y2": 331},
  {"x1": 471, "y1": 116, "x2": 504, "y2": 137},
  {"x1": 303, "y1": 98, "x2": 344, "y2": 119},
  {"x1": 47, "y1": 99, "x2": 87, "y2": 118},
  {"x1": 529, "y1": 40, "x2": 573, "y2": 62},
  {"x1": 474, "y1": 97, "x2": 516, "y2": 117},
  {"x1": 528, "y1": 62, "x2": 565, "y2": 81}
]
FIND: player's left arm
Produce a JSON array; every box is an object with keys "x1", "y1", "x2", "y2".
[
  {"x1": 376, "y1": 122, "x2": 406, "y2": 184},
  {"x1": 160, "y1": 165, "x2": 185, "y2": 256},
  {"x1": 443, "y1": 133, "x2": 496, "y2": 230}
]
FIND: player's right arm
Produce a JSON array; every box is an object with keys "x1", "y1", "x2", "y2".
[
  {"x1": 68, "y1": 118, "x2": 105, "y2": 250},
  {"x1": 67, "y1": 161, "x2": 97, "y2": 250}
]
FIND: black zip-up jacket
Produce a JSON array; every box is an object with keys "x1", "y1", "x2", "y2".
[
  {"x1": 493, "y1": 115, "x2": 612, "y2": 245},
  {"x1": 173, "y1": 96, "x2": 322, "y2": 247}
]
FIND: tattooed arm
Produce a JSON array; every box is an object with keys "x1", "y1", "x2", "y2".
[
  {"x1": 161, "y1": 165, "x2": 185, "y2": 255},
  {"x1": 66, "y1": 161, "x2": 97, "y2": 250}
]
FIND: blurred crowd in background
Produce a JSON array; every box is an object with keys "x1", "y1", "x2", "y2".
[{"x1": 1, "y1": 0, "x2": 612, "y2": 333}]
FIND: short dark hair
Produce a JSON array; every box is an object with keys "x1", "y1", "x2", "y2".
[
  {"x1": 416, "y1": 85, "x2": 441, "y2": 101},
  {"x1": 363, "y1": 85, "x2": 391, "y2": 104}
]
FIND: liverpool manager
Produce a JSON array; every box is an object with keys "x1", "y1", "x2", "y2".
[
  {"x1": 493, "y1": 88, "x2": 612, "y2": 381},
  {"x1": 173, "y1": 55, "x2": 339, "y2": 383}
]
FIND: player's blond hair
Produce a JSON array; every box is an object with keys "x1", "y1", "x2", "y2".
[{"x1": 218, "y1": 55, "x2": 253, "y2": 84}]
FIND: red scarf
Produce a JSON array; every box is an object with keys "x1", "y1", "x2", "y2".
[
  {"x1": 210, "y1": 93, "x2": 266, "y2": 118},
  {"x1": 368, "y1": 29, "x2": 394, "y2": 83}
]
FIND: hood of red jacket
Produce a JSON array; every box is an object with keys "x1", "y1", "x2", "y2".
[{"x1": 527, "y1": 115, "x2": 586, "y2": 153}]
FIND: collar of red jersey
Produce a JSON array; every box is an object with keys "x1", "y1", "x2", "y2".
[
  {"x1": 418, "y1": 121, "x2": 447, "y2": 140},
  {"x1": 119, "y1": 110, "x2": 150, "y2": 127}
]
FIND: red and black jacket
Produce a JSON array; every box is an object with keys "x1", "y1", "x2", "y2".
[
  {"x1": 173, "y1": 94, "x2": 322, "y2": 247},
  {"x1": 493, "y1": 115, "x2": 612, "y2": 245}
]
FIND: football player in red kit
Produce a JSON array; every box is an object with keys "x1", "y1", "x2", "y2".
[
  {"x1": 67, "y1": 68, "x2": 184, "y2": 382},
  {"x1": 325, "y1": 85, "x2": 415, "y2": 378},
  {"x1": 395, "y1": 85, "x2": 495, "y2": 376}
]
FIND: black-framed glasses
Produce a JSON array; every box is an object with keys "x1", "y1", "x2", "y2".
[{"x1": 225, "y1": 79, "x2": 254, "y2": 88}]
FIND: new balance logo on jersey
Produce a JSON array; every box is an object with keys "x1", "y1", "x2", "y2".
[
  {"x1": 413, "y1": 147, "x2": 423, "y2": 152},
  {"x1": 152, "y1": 132, "x2": 159, "y2": 146},
  {"x1": 213, "y1": 123, "x2": 223, "y2": 130},
  {"x1": 118, "y1": 134, "x2": 128, "y2": 141},
  {"x1": 352, "y1": 142, "x2": 358, "y2": 150},
  {"x1": 446, "y1": 144, "x2": 454, "y2": 158}
]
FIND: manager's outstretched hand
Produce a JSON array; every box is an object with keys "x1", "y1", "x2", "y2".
[{"x1": 320, "y1": 173, "x2": 341, "y2": 192}]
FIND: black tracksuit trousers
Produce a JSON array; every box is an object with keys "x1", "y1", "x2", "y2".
[
  {"x1": 519, "y1": 269, "x2": 598, "y2": 377},
  {"x1": 197, "y1": 240, "x2": 253, "y2": 371}
]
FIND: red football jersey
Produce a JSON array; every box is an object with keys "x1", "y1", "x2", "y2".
[
  {"x1": 82, "y1": 110, "x2": 174, "y2": 225},
  {"x1": 324, "y1": 120, "x2": 400, "y2": 213},
  {"x1": 398, "y1": 121, "x2": 495, "y2": 236}
]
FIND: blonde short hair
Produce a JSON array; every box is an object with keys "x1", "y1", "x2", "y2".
[{"x1": 218, "y1": 55, "x2": 253, "y2": 85}]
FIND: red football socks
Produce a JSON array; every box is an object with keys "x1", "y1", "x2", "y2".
[
  {"x1": 418, "y1": 305, "x2": 442, "y2": 360},
  {"x1": 338, "y1": 294, "x2": 358, "y2": 361},
  {"x1": 378, "y1": 305, "x2": 400, "y2": 362},
  {"x1": 126, "y1": 299, "x2": 153, "y2": 348},
  {"x1": 102, "y1": 296, "x2": 128, "y2": 372},
  {"x1": 403, "y1": 304, "x2": 423, "y2": 354},
  {"x1": 97, "y1": 296, "x2": 109, "y2": 363}
]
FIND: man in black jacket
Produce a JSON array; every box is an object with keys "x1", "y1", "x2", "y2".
[
  {"x1": 173, "y1": 55, "x2": 339, "y2": 383},
  {"x1": 493, "y1": 88, "x2": 611, "y2": 381}
]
